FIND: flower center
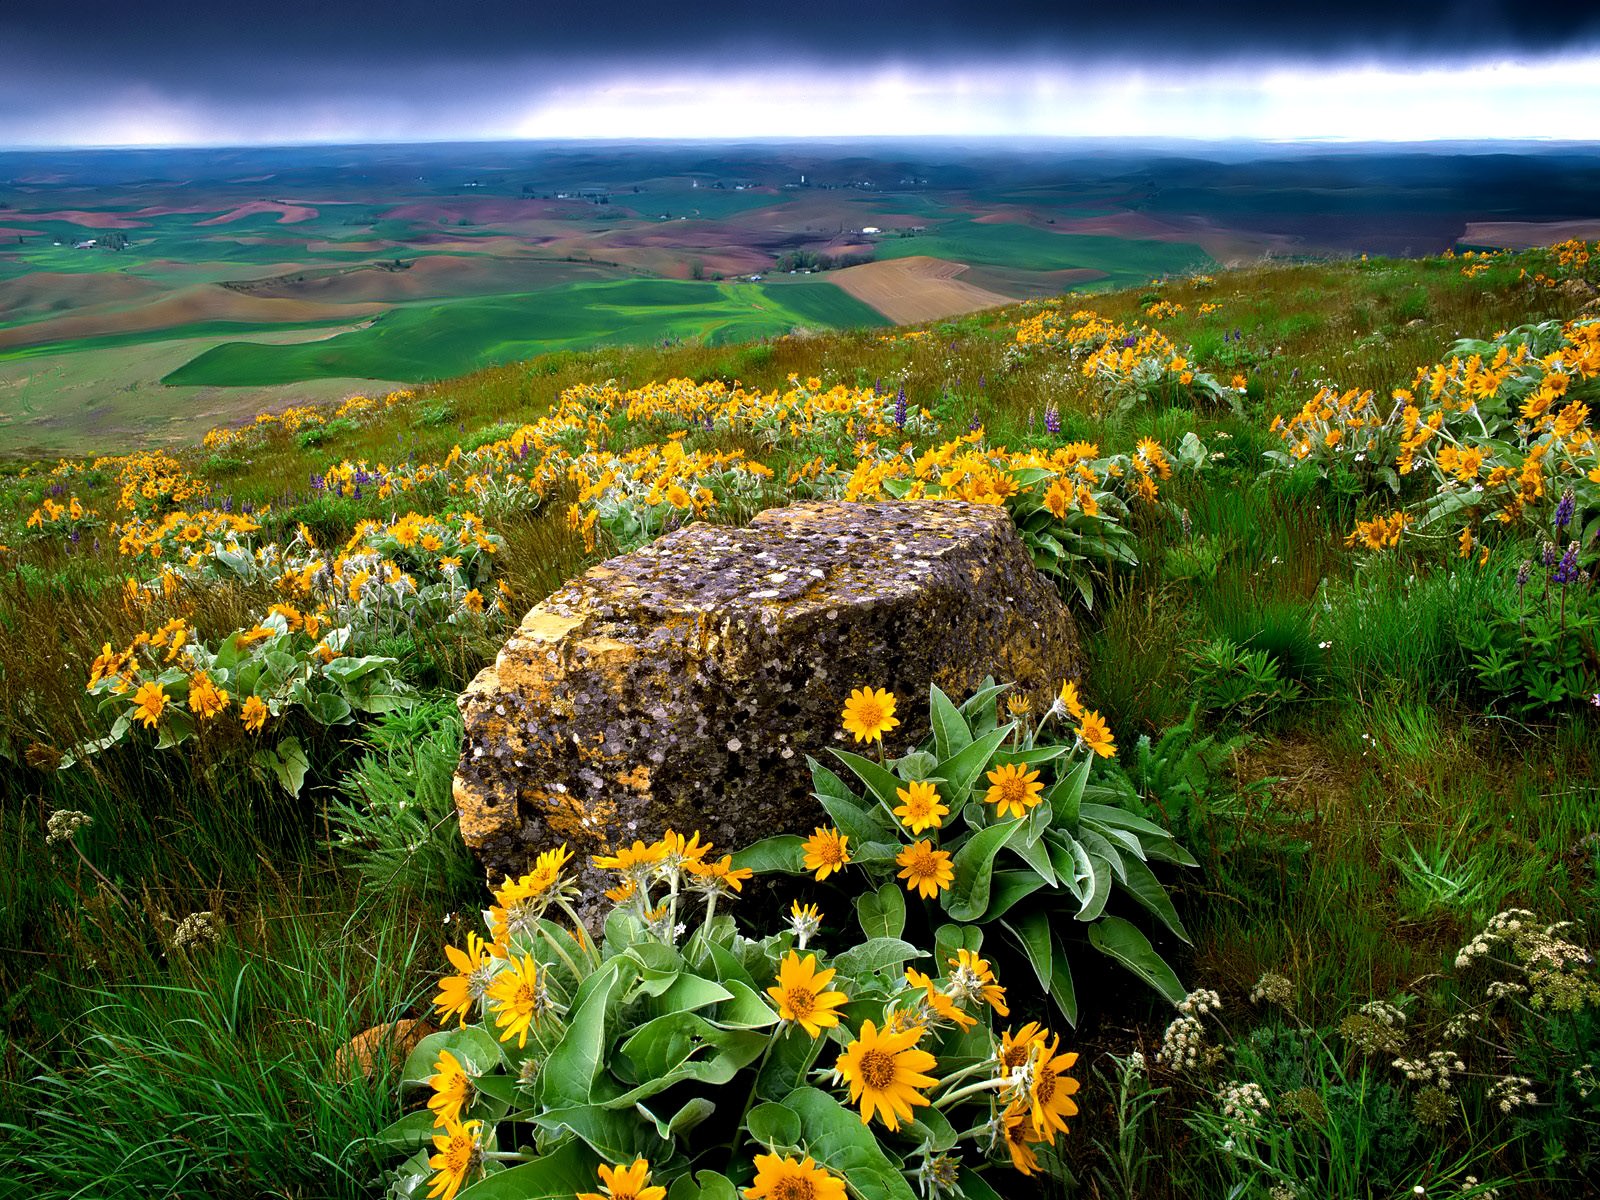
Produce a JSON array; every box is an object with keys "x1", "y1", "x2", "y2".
[
  {"x1": 772, "y1": 1177, "x2": 816, "y2": 1200},
  {"x1": 786, "y1": 986, "x2": 816, "y2": 1019},
  {"x1": 856, "y1": 700, "x2": 884, "y2": 728},
  {"x1": 998, "y1": 778, "x2": 1026, "y2": 804},
  {"x1": 908, "y1": 847, "x2": 938, "y2": 876},
  {"x1": 1035, "y1": 1067, "x2": 1056, "y2": 1104},
  {"x1": 859, "y1": 1048, "x2": 898, "y2": 1090}
]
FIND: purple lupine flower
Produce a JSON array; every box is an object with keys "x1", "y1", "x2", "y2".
[
  {"x1": 969, "y1": 411, "x2": 982, "y2": 432},
  {"x1": 50, "y1": 483, "x2": 65, "y2": 497},
  {"x1": 1555, "y1": 487, "x2": 1576, "y2": 531},
  {"x1": 893, "y1": 385, "x2": 908, "y2": 430},
  {"x1": 1551, "y1": 542, "x2": 1583, "y2": 585},
  {"x1": 1542, "y1": 540, "x2": 1558, "y2": 568},
  {"x1": 310, "y1": 473, "x2": 324, "y2": 491},
  {"x1": 1122, "y1": 334, "x2": 1138, "y2": 349},
  {"x1": 978, "y1": 373, "x2": 986, "y2": 390},
  {"x1": 1517, "y1": 559, "x2": 1532, "y2": 589},
  {"x1": 1044, "y1": 404, "x2": 1061, "y2": 435}
]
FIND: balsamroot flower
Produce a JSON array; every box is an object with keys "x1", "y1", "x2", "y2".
[
  {"x1": 841, "y1": 686, "x2": 900, "y2": 744},
  {"x1": 767, "y1": 951, "x2": 849, "y2": 1038},
  {"x1": 743, "y1": 1154, "x2": 846, "y2": 1200},
  {"x1": 803, "y1": 827, "x2": 851, "y2": 881},
  {"x1": 835, "y1": 1019, "x2": 940, "y2": 1131},
  {"x1": 896, "y1": 840, "x2": 954, "y2": 899}
]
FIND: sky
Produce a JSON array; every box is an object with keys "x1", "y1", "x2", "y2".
[{"x1": 3, "y1": 1, "x2": 1600, "y2": 147}]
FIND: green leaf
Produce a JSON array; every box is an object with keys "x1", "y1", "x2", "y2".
[
  {"x1": 929, "y1": 684, "x2": 973, "y2": 761},
  {"x1": 1088, "y1": 915, "x2": 1186, "y2": 1005},
  {"x1": 956, "y1": 679, "x2": 1007, "y2": 730},
  {"x1": 935, "y1": 724, "x2": 1015, "y2": 809},
  {"x1": 1047, "y1": 753, "x2": 1091, "y2": 827},
  {"x1": 746, "y1": 1100, "x2": 803, "y2": 1150},
  {"x1": 904, "y1": 1103, "x2": 959, "y2": 1152},
  {"x1": 731, "y1": 835, "x2": 806, "y2": 874},
  {"x1": 943, "y1": 818, "x2": 1021, "y2": 921},
  {"x1": 369, "y1": 1108, "x2": 437, "y2": 1151},
  {"x1": 1077, "y1": 828, "x2": 1128, "y2": 884},
  {"x1": 667, "y1": 1171, "x2": 740, "y2": 1200},
  {"x1": 538, "y1": 959, "x2": 627, "y2": 1109},
  {"x1": 637, "y1": 1096, "x2": 716, "y2": 1140},
  {"x1": 755, "y1": 1025, "x2": 826, "y2": 1101},
  {"x1": 979, "y1": 871, "x2": 1045, "y2": 922},
  {"x1": 651, "y1": 972, "x2": 735, "y2": 1016},
  {"x1": 711, "y1": 979, "x2": 779, "y2": 1030},
  {"x1": 530, "y1": 1104, "x2": 660, "y2": 1165},
  {"x1": 783, "y1": 1087, "x2": 917, "y2": 1200},
  {"x1": 957, "y1": 1168, "x2": 1007, "y2": 1200},
  {"x1": 1078, "y1": 802, "x2": 1175, "y2": 839},
  {"x1": 830, "y1": 748, "x2": 909, "y2": 815},
  {"x1": 807, "y1": 758, "x2": 897, "y2": 846},
  {"x1": 453, "y1": 1138, "x2": 598, "y2": 1200},
  {"x1": 1048, "y1": 935, "x2": 1079, "y2": 1027},
  {"x1": 832, "y1": 937, "x2": 926, "y2": 979},
  {"x1": 1112, "y1": 854, "x2": 1192, "y2": 945},
  {"x1": 402, "y1": 1024, "x2": 504, "y2": 1085},
  {"x1": 856, "y1": 883, "x2": 907, "y2": 941},
  {"x1": 934, "y1": 923, "x2": 982, "y2": 965},
  {"x1": 1001, "y1": 910, "x2": 1054, "y2": 992},
  {"x1": 1077, "y1": 852, "x2": 1113, "y2": 922},
  {"x1": 305, "y1": 690, "x2": 354, "y2": 725},
  {"x1": 1008, "y1": 829, "x2": 1057, "y2": 886}
]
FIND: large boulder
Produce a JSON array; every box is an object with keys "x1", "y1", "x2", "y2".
[{"x1": 454, "y1": 499, "x2": 1079, "y2": 903}]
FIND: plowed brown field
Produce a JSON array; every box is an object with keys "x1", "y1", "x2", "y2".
[{"x1": 829, "y1": 256, "x2": 1013, "y2": 324}]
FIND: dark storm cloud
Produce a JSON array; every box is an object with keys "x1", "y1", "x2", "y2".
[{"x1": 9, "y1": 0, "x2": 1600, "y2": 70}]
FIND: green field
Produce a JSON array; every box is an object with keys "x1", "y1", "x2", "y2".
[
  {"x1": 877, "y1": 219, "x2": 1213, "y2": 285},
  {"x1": 162, "y1": 278, "x2": 888, "y2": 386}
]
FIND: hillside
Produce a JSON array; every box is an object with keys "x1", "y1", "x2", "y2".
[{"x1": 3, "y1": 242, "x2": 1600, "y2": 1199}]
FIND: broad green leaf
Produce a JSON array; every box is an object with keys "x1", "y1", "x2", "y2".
[
  {"x1": 1008, "y1": 829, "x2": 1057, "y2": 886},
  {"x1": 979, "y1": 871, "x2": 1045, "y2": 922},
  {"x1": 935, "y1": 724, "x2": 1015, "y2": 809},
  {"x1": 453, "y1": 1138, "x2": 597, "y2": 1200},
  {"x1": 1083, "y1": 817, "x2": 1148, "y2": 862},
  {"x1": 538, "y1": 959, "x2": 627, "y2": 1109},
  {"x1": 1113, "y1": 854, "x2": 1192, "y2": 944},
  {"x1": 1078, "y1": 802, "x2": 1176, "y2": 839},
  {"x1": 402, "y1": 1024, "x2": 504, "y2": 1085},
  {"x1": 530, "y1": 1104, "x2": 660, "y2": 1164},
  {"x1": 782, "y1": 1087, "x2": 917, "y2": 1200},
  {"x1": 934, "y1": 923, "x2": 982, "y2": 965},
  {"x1": 746, "y1": 1100, "x2": 803, "y2": 1150},
  {"x1": 636, "y1": 1096, "x2": 716, "y2": 1140},
  {"x1": 731, "y1": 835, "x2": 806, "y2": 874},
  {"x1": 1047, "y1": 754, "x2": 1092, "y2": 827},
  {"x1": 957, "y1": 1168, "x2": 1008, "y2": 1200},
  {"x1": 1077, "y1": 828, "x2": 1128, "y2": 885},
  {"x1": 1048, "y1": 935, "x2": 1079, "y2": 1027},
  {"x1": 893, "y1": 749, "x2": 939, "y2": 781},
  {"x1": 1001, "y1": 910, "x2": 1054, "y2": 992},
  {"x1": 1145, "y1": 838, "x2": 1202, "y2": 869},
  {"x1": 856, "y1": 883, "x2": 907, "y2": 941},
  {"x1": 667, "y1": 1171, "x2": 740, "y2": 1200},
  {"x1": 1088, "y1": 915, "x2": 1187, "y2": 1005},
  {"x1": 755, "y1": 1026, "x2": 826, "y2": 1101},
  {"x1": 943, "y1": 818, "x2": 1021, "y2": 921},
  {"x1": 928, "y1": 684, "x2": 973, "y2": 761},
  {"x1": 832, "y1": 937, "x2": 926, "y2": 979},
  {"x1": 609, "y1": 1013, "x2": 767, "y2": 1106},
  {"x1": 1045, "y1": 832, "x2": 1094, "y2": 904},
  {"x1": 830, "y1": 748, "x2": 910, "y2": 816},
  {"x1": 369, "y1": 1108, "x2": 437, "y2": 1151},
  {"x1": 956, "y1": 678, "x2": 1007, "y2": 730},
  {"x1": 651, "y1": 972, "x2": 734, "y2": 1016},
  {"x1": 712, "y1": 979, "x2": 779, "y2": 1030},
  {"x1": 904, "y1": 1103, "x2": 959, "y2": 1153},
  {"x1": 1076, "y1": 853, "x2": 1113, "y2": 922}
]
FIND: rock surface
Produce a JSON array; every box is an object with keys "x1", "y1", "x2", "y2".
[{"x1": 454, "y1": 499, "x2": 1079, "y2": 901}]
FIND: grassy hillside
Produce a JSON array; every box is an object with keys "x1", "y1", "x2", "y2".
[{"x1": 3, "y1": 242, "x2": 1599, "y2": 1199}]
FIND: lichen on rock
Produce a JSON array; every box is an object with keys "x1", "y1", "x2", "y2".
[{"x1": 454, "y1": 499, "x2": 1080, "y2": 909}]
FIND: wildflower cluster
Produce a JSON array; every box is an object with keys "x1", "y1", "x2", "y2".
[
  {"x1": 1266, "y1": 318, "x2": 1600, "y2": 556},
  {"x1": 1012, "y1": 304, "x2": 1237, "y2": 416},
  {"x1": 201, "y1": 389, "x2": 413, "y2": 452},
  {"x1": 392, "y1": 827, "x2": 1084, "y2": 1200},
  {"x1": 24, "y1": 494, "x2": 99, "y2": 540}
]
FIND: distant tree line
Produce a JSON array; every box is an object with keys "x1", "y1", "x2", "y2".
[{"x1": 773, "y1": 249, "x2": 875, "y2": 273}]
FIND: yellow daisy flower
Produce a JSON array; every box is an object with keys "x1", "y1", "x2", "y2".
[
  {"x1": 892, "y1": 779, "x2": 949, "y2": 834},
  {"x1": 896, "y1": 840, "x2": 954, "y2": 899},
  {"x1": 485, "y1": 953, "x2": 546, "y2": 1048},
  {"x1": 426, "y1": 1049, "x2": 474, "y2": 1128},
  {"x1": 1075, "y1": 711, "x2": 1117, "y2": 759},
  {"x1": 985, "y1": 762, "x2": 1044, "y2": 820},
  {"x1": 425, "y1": 1117, "x2": 481, "y2": 1200},
  {"x1": 835, "y1": 1018, "x2": 940, "y2": 1131},
  {"x1": 841, "y1": 685, "x2": 900, "y2": 744},
  {"x1": 766, "y1": 951, "x2": 849, "y2": 1038},
  {"x1": 743, "y1": 1154, "x2": 847, "y2": 1200},
  {"x1": 802, "y1": 827, "x2": 851, "y2": 881},
  {"x1": 577, "y1": 1158, "x2": 667, "y2": 1200}
]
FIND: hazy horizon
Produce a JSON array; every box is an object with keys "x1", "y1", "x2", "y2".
[{"x1": 5, "y1": 1, "x2": 1600, "y2": 149}]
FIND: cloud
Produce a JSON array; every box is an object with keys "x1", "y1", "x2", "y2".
[{"x1": 1, "y1": 52, "x2": 1597, "y2": 147}]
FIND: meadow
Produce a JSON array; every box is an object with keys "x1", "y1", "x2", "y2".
[{"x1": 2, "y1": 237, "x2": 1599, "y2": 1199}]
